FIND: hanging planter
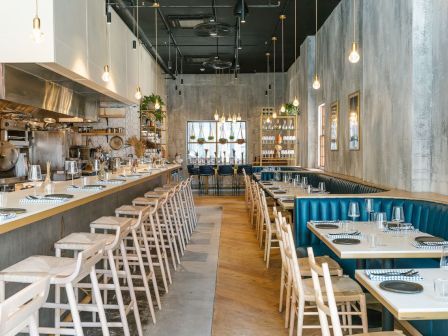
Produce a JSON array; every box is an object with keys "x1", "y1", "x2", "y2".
[
  {"x1": 219, "y1": 124, "x2": 227, "y2": 144},
  {"x1": 207, "y1": 122, "x2": 215, "y2": 141},
  {"x1": 229, "y1": 124, "x2": 235, "y2": 141},
  {"x1": 236, "y1": 122, "x2": 245, "y2": 144},
  {"x1": 197, "y1": 124, "x2": 205, "y2": 144},
  {"x1": 189, "y1": 124, "x2": 196, "y2": 140},
  {"x1": 219, "y1": 138, "x2": 228, "y2": 144}
]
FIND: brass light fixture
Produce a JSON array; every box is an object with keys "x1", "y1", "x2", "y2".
[
  {"x1": 266, "y1": 52, "x2": 270, "y2": 114},
  {"x1": 134, "y1": 3, "x2": 142, "y2": 100},
  {"x1": 214, "y1": 110, "x2": 219, "y2": 121},
  {"x1": 102, "y1": 0, "x2": 111, "y2": 83},
  {"x1": 32, "y1": 0, "x2": 44, "y2": 43},
  {"x1": 154, "y1": 5, "x2": 160, "y2": 109},
  {"x1": 237, "y1": 113, "x2": 242, "y2": 121},
  {"x1": 272, "y1": 36, "x2": 277, "y2": 119},
  {"x1": 312, "y1": 0, "x2": 321, "y2": 90},
  {"x1": 348, "y1": 0, "x2": 360, "y2": 63},
  {"x1": 279, "y1": 14, "x2": 286, "y2": 114},
  {"x1": 292, "y1": 0, "x2": 299, "y2": 107}
]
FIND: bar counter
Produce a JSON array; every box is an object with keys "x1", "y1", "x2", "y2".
[{"x1": 0, "y1": 164, "x2": 180, "y2": 271}]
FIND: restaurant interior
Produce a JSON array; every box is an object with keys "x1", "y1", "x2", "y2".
[{"x1": 0, "y1": 0, "x2": 447, "y2": 335}]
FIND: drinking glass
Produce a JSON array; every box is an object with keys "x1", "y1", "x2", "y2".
[
  {"x1": 374, "y1": 212, "x2": 387, "y2": 230},
  {"x1": 441, "y1": 246, "x2": 448, "y2": 270},
  {"x1": 318, "y1": 182, "x2": 326, "y2": 192},
  {"x1": 392, "y1": 206, "x2": 405, "y2": 231},
  {"x1": 365, "y1": 198, "x2": 374, "y2": 221},
  {"x1": 0, "y1": 189, "x2": 7, "y2": 207},
  {"x1": 28, "y1": 165, "x2": 42, "y2": 196},
  {"x1": 66, "y1": 160, "x2": 79, "y2": 187},
  {"x1": 434, "y1": 279, "x2": 448, "y2": 300},
  {"x1": 301, "y1": 176, "x2": 308, "y2": 189},
  {"x1": 341, "y1": 220, "x2": 354, "y2": 233},
  {"x1": 93, "y1": 159, "x2": 101, "y2": 178},
  {"x1": 348, "y1": 202, "x2": 360, "y2": 222},
  {"x1": 367, "y1": 234, "x2": 377, "y2": 248}
]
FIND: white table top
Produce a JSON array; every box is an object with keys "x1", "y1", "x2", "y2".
[
  {"x1": 355, "y1": 268, "x2": 448, "y2": 320},
  {"x1": 0, "y1": 164, "x2": 180, "y2": 235},
  {"x1": 307, "y1": 221, "x2": 444, "y2": 259}
]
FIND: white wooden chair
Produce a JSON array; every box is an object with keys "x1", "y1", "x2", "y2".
[
  {"x1": 0, "y1": 276, "x2": 49, "y2": 336},
  {"x1": 259, "y1": 189, "x2": 280, "y2": 268},
  {"x1": 282, "y1": 221, "x2": 368, "y2": 336},
  {"x1": 308, "y1": 253, "x2": 403, "y2": 336}
]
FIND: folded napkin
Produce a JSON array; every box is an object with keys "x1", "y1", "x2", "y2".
[
  {"x1": 365, "y1": 269, "x2": 423, "y2": 281},
  {"x1": 311, "y1": 220, "x2": 341, "y2": 225},
  {"x1": 0, "y1": 212, "x2": 16, "y2": 221},
  {"x1": 327, "y1": 232, "x2": 362, "y2": 240},
  {"x1": 119, "y1": 174, "x2": 141, "y2": 179},
  {"x1": 98, "y1": 179, "x2": 125, "y2": 185},
  {"x1": 67, "y1": 186, "x2": 104, "y2": 192},
  {"x1": 411, "y1": 241, "x2": 448, "y2": 249},
  {"x1": 20, "y1": 197, "x2": 68, "y2": 204}
]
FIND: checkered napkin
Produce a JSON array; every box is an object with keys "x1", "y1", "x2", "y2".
[
  {"x1": 118, "y1": 174, "x2": 142, "y2": 179},
  {"x1": 326, "y1": 232, "x2": 363, "y2": 240},
  {"x1": 97, "y1": 179, "x2": 125, "y2": 185},
  {"x1": 411, "y1": 241, "x2": 448, "y2": 249},
  {"x1": 0, "y1": 212, "x2": 16, "y2": 221},
  {"x1": 20, "y1": 197, "x2": 68, "y2": 204},
  {"x1": 365, "y1": 269, "x2": 423, "y2": 281},
  {"x1": 311, "y1": 220, "x2": 341, "y2": 225},
  {"x1": 67, "y1": 186, "x2": 104, "y2": 192}
]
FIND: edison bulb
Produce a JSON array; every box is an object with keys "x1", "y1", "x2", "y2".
[
  {"x1": 220, "y1": 114, "x2": 226, "y2": 123},
  {"x1": 134, "y1": 86, "x2": 142, "y2": 100},
  {"x1": 236, "y1": 113, "x2": 242, "y2": 121},
  {"x1": 280, "y1": 104, "x2": 286, "y2": 113},
  {"x1": 214, "y1": 110, "x2": 219, "y2": 121},
  {"x1": 154, "y1": 100, "x2": 161, "y2": 110},
  {"x1": 312, "y1": 74, "x2": 321, "y2": 90},
  {"x1": 348, "y1": 42, "x2": 360, "y2": 64},
  {"x1": 293, "y1": 97, "x2": 299, "y2": 107},
  {"x1": 32, "y1": 16, "x2": 43, "y2": 43},
  {"x1": 266, "y1": 117, "x2": 271, "y2": 123},
  {"x1": 272, "y1": 111, "x2": 277, "y2": 119},
  {"x1": 232, "y1": 114, "x2": 237, "y2": 123},
  {"x1": 102, "y1": 65, "x2": 110, "y2": 82}
]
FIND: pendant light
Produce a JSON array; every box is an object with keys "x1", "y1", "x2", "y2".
[
  {"x1": 312, "y1": 0, "x2": 321, "y2": 90},
  {"x1": 237, "y1": 113, "x2": 242, "y2": 121},
  {"x1": 214, "y1": 110, "x2": 219, "y2": 121},
  {"x1": 31, "y1": 0, "x2": 44, "y2": 43},
  {"x1": 102, "y1": 1, "x2": 111, "y2": 83},
  {"x1": 279, "y1": 15, "x2": 286, "y2": 114},
  {"x1": 154, "y1": 6, "x2": 160, "y2": 110},
  {"x1": 272, "y1": 36, "x2": 277, "y2": 119},
  {"x1": 348, "y1": 0, "x2": 360, "y2": 63},
  {"x1": 266, "y1": 52, "x2": 270, "y2": 111},
  {"x1": 292, "y1": 0, "x2": 299, "y2": 107},
  {"x1": 134, "y1": 2, "x2": 142, "y2": 100}
]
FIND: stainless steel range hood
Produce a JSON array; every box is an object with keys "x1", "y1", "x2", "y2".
[{"x1": 0, "y1": 63, "x2": 122, "y2": 121}]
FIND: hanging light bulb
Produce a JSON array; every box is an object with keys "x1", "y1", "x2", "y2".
[
  {"x1": 280, "y1": 104, "x2": 286, "y2": 113},
  {"x1": 214, "y1": 110, "x2": 219, "y2": 121},
  {"x1": 237, "y1": 113, "x2": 242, "y2": 121},
  {"x1": 266, "y1": 116, "x2": 271, "y2": 123},
  {"x1": 293, "y1": 97, "x2": 299, "y2": 107},
  {"x1": 134, "y1": 86, "x2": 142, "y2": 100},
  {"x1": 312, "y1": 74, "x2": 321, "y2": 90},
  {"x1": 101, "y1": 65, "x2": 110, "y2": 82},
  {"x1": 272, "y1": 111, "x2": 277, "y2": 119},
  {"x1": 348, "y1": 42, "x2": 360, "y2": 64},
  {"x1": 220, "y1": 114, "x2": 226, "y2": 123},
  {"x1": 227, "y1": 114, "x2": 232, "y2": 122},
  {"x1": 31, "y1": 0, "x2": 44, "y2": 43},
  {"x1": 232, "y1": 114, "x2": 237, "y2": 123},
  {"x1": 154, "y1": 100, "x2": 161, "y2": 110}
]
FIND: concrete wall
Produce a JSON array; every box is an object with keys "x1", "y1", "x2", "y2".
[
  {"x1": 287, "y1": 0, "x2": 448, "y2": 195},
  {"x1": 166, "y1": 73, "x2": 286, "y2": 165}
]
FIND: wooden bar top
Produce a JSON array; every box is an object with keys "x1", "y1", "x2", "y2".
[{"x1": 0, "y1": 164, "x2": 180, "y2": 235}]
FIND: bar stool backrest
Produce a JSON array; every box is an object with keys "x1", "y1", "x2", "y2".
[
  {"x1": 307, "y1": 247, "x2": 343, "y2": 336},
  {"x1": 282, "y1": 221, "x2": 306, "y2": 298},
  {"x1": 199, "y1": 165, "x2": 214, "y2": 176},
  {"x1": 0, "y1": 276, "x2": 50, "y2": 336},
  {"x1": 218, "y1": 165, "x2": 234, "y2": 175},
  {"x1": 64, "y1": 241, "x2": 106, "y2": 284}
]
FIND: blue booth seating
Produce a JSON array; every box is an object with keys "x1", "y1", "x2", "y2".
[{"x1": 293, "y1": 196, "x2": 448, "y2": 335}]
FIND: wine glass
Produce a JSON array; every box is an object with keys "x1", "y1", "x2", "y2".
[
  {"x1": 374, "y1": 212, "x2": 387, "y2": 230},
  {"x1": 66, "y1": 161, "x2": 79, "y2": 187},
  {"x1": 93, "y1": 159, "x2": 101, "y2": 176},
  {"x1": 28, "y1": 165, "x2": 42, "y2": 196},
  {"x1": 391, "y1": 206, "x2": 405, "y2": 232},
  {"x1": 441, "y1": 246, "x2": 448, "y2": 270},
  {"x1": 348, "y1": 202, "x2": 360, "y2": 222},
  {"x1": 365, "y1": 198, "x2": 374, "y2": 221},
  {"x1": 301, "y1": 176, "x2": 308, "y2": 189},
  {"x1": 318, "y1": 182, "x2": 326, "y2": 192}
]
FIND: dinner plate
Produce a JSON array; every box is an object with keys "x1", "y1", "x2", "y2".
[
  {"x1": 273, "y1": 191, "x2": 286, "y2": 194},
  {"x1": 0, "y1": 208, "x2": 26, "y2": 214},
  {"x1": 315, "y1": 224, "x2": 339, "y2": 229},
  {"x1": 282, "y1": 199, "x2": 294, "y2": 203},
  {"x1": 332, "y1": 238, "x2": 361, "y2": 245},
  {"x1": 268, "y1": 187, "x2": 279, "y2": 190},
  {"x1": 379, "y1": 280, "x2": 423, "y2": 294},
  {"x1": 45, "y1": 194, "x2": 74, "y2": 199},
  {"x1": 415, "y1": 236, "x2": 445, "y2": 243}
]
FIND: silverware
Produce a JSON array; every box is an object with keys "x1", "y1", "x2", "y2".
[{"x1": 329, "y1": 231, "x2": 360, "y2": 236}]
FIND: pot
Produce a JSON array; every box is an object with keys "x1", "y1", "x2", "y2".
[{"x1": 0, "y1": 141, "x2": 19, "y2": 171}]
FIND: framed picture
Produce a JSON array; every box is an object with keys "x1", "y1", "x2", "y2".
[
  {"x1": 348, "y1": 91, "x2": 360, "y2": 150},
  {"x1": 330, "y1": 101, "x2": 339, "y2": 151}
]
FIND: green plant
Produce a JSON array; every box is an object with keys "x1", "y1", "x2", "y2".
[
  {"x1": 284, "y1": 102, "x2": 300, "y2": 116},
  {"x1": 208, "y1": 135, "x2": 214, "y2": 141},
  {"x1": 140, "y1": 94, "x2": 166, "y2": 122},
  {"x1": 219, "y1": 138, "x2": 228, "y2": 144},
  {"x1": 197, "y1": 138, "x2": 205, "y2": 145}
]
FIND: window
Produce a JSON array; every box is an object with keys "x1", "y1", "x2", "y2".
[
  {"x1": 317, "y1": 104, "x2": 326, "y2": 168},
  {"x1": 186, "y1": 121, "x2": 247, "y2": 164}
]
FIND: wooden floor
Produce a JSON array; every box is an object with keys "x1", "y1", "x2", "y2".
[{"x1": 195, "y1": 196, "x2": 288, "y2": 336}]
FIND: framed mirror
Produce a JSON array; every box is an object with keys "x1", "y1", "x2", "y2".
[
  {"x1": 330, "y1": 101, "x2": 339, "y2": 151},
  {"x1": 348, "y1": 91, "x2": 360, "y2": 151}
]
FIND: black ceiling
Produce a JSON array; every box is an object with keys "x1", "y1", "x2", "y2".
[{"x1": 113, "y1": 0, "x2": 341, "y2": 74}]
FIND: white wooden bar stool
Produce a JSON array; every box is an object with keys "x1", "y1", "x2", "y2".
[
  {"x1": 114, "y1": 206, "x2": 162, "y2": 311},
  {"x1": 142, "y1": 192, "x2": 181, "y2": 268},
  {"x1": 90, "y1": 215, "x2": 158, "y2": 324},
  {"x1": 0, "y1": 242, "x2": 110, "y2": 336},
  {"x1": 0, "y1": 276, "x2": 49, "y2": 336},
  {"x1": 185, "y1": 177, "x2": 198, "y2": 229},
  {"x1": 54, "y1": 218, "x2": 143, "y2": 336}
]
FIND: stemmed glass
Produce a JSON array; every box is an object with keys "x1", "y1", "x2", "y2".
[
  {"x1": 66, "y1": 161, "x2": 79, "y2": 187},
  {"x1": 28, "y1": 165, "x2": 42, "y2": 196},
  {"x1": 374, "y1": 212, "x2": 387, "y2": 230},
  {"x1": 365, "y1": 198, "x2": 374, "y2": 221},
  {"x1": 301, "y1": 176, "x2": 308, "y2": 189},
  {"x1": 392, "y1": 206, "x2": 405, "y2": 231},
  {"x1": 440, "y1": 246, "x2": 448, "y2": 270},
  {"x1": 348, "y1": 202, "x2": 360, "y2": 222},
  {"x1": 93, "y1": 159, "x2": 101, "y2": 179},
  {"x1": 318, "y1": 182, "x2": 326, "y2": 192}
]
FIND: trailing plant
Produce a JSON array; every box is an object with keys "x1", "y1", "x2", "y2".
[
  {"x1": 284, "y1": 102, "x2": 300, "y2": 116},
  {"x1": 140, "y1": 94, "x2": 166, "y2": 122}
]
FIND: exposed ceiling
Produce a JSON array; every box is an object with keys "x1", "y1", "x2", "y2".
[{"x1": 113, "y1": 0, "x2": 341, "y2": 74}]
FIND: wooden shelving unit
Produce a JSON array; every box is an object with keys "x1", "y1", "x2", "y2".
[
  {"x1": 140, "y1": 109, "x2": 168, "y2": 157},
  {"x1": 259, "y1": 112, "x2": 298, "y2": 166}
]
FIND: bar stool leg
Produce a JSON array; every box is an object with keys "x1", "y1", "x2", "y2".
[
  {"x1": 140, "y1": 226, "x2": 161, "y2": 309},
  {"x1": 65, "y1": 283, "x2": 85, "y2": 336},
  {"x1": 29, "y1": 314, "x2": 39, "y2": 336},
  {"x1": 89, "y1": 267, "x2": 110, "y2": 336}
]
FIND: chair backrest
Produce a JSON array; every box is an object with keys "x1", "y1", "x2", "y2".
[
  {"x1": 259, "y1": 189, "x2": 272, "y2": 230},
  {"x1": 274, "y1": 210, "x2": 287, "y2": 269},
  {"x1": 307, "y1": 247, "x2": 343, "y2": 336},
  {"x1": 63, "y1": 241, "x2": 105, "y2": 284},
  {"x1": 0, "y1": 276, "x2": 50, "y2": 336}
]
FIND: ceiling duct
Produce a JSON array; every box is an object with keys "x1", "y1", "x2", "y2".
[{"x1": 194, "y1": 22, "x2": 233, "y2": 38}]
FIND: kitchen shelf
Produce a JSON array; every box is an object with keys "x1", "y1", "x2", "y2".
[{"x1": 79, "y1": 132, "x2": 124, "y2": 136}]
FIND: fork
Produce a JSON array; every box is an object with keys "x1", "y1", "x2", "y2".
[{"x1": 371, "y1": 269, "x2": 417, "y2": 276}]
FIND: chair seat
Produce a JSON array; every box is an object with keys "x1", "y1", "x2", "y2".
[
  {"x1": 0, "y1": 256, "x2": 77, "y2": 284},
  {"x1": 115, "y1": 205, "x2": 145, "y2": 216},
  {"x1": 55, "y1": 232, "x2": 115, "y2": 251},
  {"x1": 90, "y1": 216, "x2": 132, "y2": 230},
  {"x1": 303, "y1": 275, "x2": 363, "y2": 299},
  {"x1": 359, "y1": 332, "x2": 403, "y2": 336},
  {"x1": 298, "y1": 255, "x2": 342, "y2": 277},
  {"x1": 133, "y1": 197, "x2": 157, "y2": 206},
  {"x1": 144, "y1": 191, "x2": 166, "y2": 198}
]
